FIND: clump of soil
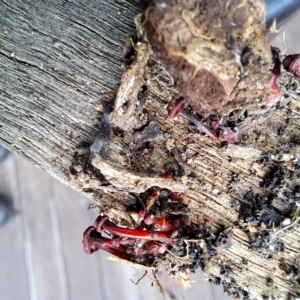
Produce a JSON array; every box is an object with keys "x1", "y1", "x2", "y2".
[
  {"x1": 237, "y1": 144, "x2": 300, "y2": 257},
  {"x1": 209, "y1": 275, "x2": 249, "y2": 299}
]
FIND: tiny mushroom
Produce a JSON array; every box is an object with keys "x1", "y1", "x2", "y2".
[
  {"x1": 266, "y1": 60, "x2": 281, "y2": 106},
  {"x1": 283, "y1": 54, "x2": 300, "y2": 80},
  {"x1": 168, "y1": 99, "x2": 239, "y2": 143},
  {"x1": 82, "y1": 226, "x2": 133, "y2": 260},
  {"x1": 94, "y1": 215, "x2": 174, "y2": 244},
  {"x1": 211, "y1": 120, "x2": 239, "y2": 143},
  {"x1": 266, "y1": 47, "x2": 282, "y2": 106},
  {"x1": 168, "y1": 99, "x2": 220, "y2": 141}
]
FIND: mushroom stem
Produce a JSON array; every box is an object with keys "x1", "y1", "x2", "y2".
[
  {"x1": 180, "y1": 109, "x2": 220, "y2": 141},
  {"x1": 266, "y1": 47, "x2": 282, "y2": 106},
  {"x1": 168, "y1": 99, "x2": 220, "y2": 141},
  {"x1": 94, "y1": 216, "x2": 174, "y2": 244},
  {"x1": 82, "y1": 226, "x2": 132, "y2": 260},
  {"x1": 210, "y1": 120, "x2": 239, "y2": 143}
]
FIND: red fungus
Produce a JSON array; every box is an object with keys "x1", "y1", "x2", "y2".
[
  {"x1": 172, "y1": 220, "x2": 180, "y2": 228},
  {"x1": 145, "y1": 191, "x2": 160, "y2": 211},
  {"x1": 150, "y1": 193, "x2": 159, "y2": 201},
  {"x1": 169, "y1": 192, "x2": 184, "y2": 203},
  {"x1": 154, "y1": 217, "x2": 166, "y2": 229},
  {"x1": 145, "y1": 242, "x2": 166, "y2": 256},
  {"x1": 283, "y1": 54, "x2": 300, "y2": 80},
  {"x1": 210, "y1": 120, "x2": 220, "y2": 130},
  {"x1": 111, "y1": 237, "x2": 136, "y2": 247},
  {"x1": 266, "y1": 47, "x2": 282, "y2": 106},
  {"x1": 168, "y1": 99, "x2": 220, "y2": 141},
  {"x1": 154, "y1": 217, "x2": 178, "y2": 232},
  {"x1": 210, "y1": 121, "x2": 239, "y2": 143},
  {"x1": 82, "y1": 226, "x2": 132, "y2": 260},
  {"x1": 169, "y1": 192, "x2": 179, "y2": 199},
  {"x1": 220, "y1": 127, "x2": 239, "y2": 143},
  {"x1": 266, "y1": 72, "x2": 281, "y2": 106},
  {"x1": 162, "y1": 171, "x2": 174, "y2": 179},
  {"x1": 205, "y1": 219, "x2": 211, "y2": 226},
  {"x1": 94, "y1": 216, "x2": 174, "y2": 244},
  {"x1": 184, "y1": 220, "x2": 191, "y2": 225},
  {"x1": 138, "y1": 209, "x2": 146, "y2": 221},
  {"x1": 143, "y1": 213, "x2": 155, "y2": 225}
]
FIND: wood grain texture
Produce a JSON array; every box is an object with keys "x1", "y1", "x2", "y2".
[{"x1": 0, "y1": 0, "x2": 139, "y2": 184}]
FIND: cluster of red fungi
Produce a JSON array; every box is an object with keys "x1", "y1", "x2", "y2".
[{"x1": 83, "y1": 192, "x2": 186, "y2": 264}]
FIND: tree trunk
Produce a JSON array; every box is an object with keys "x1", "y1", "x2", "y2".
[
  {"x1": 1, "y1": 1, "x2": 300, "y2": 299},
  {"x1": 0, "y1": 0, "x2": 139, "y2": 184}
]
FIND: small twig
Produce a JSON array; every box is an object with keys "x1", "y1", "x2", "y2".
[
  {"x1": 130, "y1": 270, "x2": 148, "y2": 285},
  {"x1": 106, "y1": 256, "x2": 153, "y2": 271},
  {"x1": 272, "y1": 216, "x2": 300, "y2": 239},
  {"x1": 152, "y1": 269, "x2": 166, "y2": 300},
  {"x1": 107, "y1": 256, "x2": 165, "y2": 300}
]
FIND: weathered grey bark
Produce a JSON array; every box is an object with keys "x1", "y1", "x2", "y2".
[
  {"x1": 0, "y1": 0, "x2": 139, "y2": 184},
  {"x1": 1, "y1": 1, "x2": 300, "y2": 300}
]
